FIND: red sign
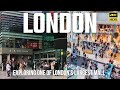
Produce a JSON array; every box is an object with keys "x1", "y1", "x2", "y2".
[{"x1": 28, "y1": 41, "x2": 39, "y2": 49}]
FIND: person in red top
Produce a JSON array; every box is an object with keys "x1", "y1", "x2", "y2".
[
  {"x1": 109, "y1": 59, "x2": 112, "y2": 62},
  {"x1": 109, "y1": 59, "x2": 114, "y2": 64}
]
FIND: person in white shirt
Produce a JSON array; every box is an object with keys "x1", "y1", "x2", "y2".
[
  {"x1": 6, "y1": 62, "x2": 11, "y2": 77},
  {"x1": 75, "y1": 66, "x2": 80, "y2": 70},
  {"x1": 51, "y1": 62, "x2": 54, "y2": 70}
]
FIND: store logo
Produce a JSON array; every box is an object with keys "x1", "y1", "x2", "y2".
[
  {"x1": 109, "y1": 13, "x2": 118, "y2": 17},
  {"x1": 109, "y1": 12, "x2": 118, "y2": 22}
]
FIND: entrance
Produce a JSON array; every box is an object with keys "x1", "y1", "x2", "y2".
[
  {"x1": 1, "y1": 54, "x2": 7, "y2": 71},
  {"x1": 1, "y1": 54, "x2": 32, "y2": 71},
  {"x1": 1, "y1": 54, "x2": 11, "y2": 71},
  {"x1": 10, "y1": 54, "x2": 32, "y2": 68}
]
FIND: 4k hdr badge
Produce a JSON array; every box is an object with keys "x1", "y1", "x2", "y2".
[{"x1": 108, "y1": 12, "x2": 118, "y2": 22}]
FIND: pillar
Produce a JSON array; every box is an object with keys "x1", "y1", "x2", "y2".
[
  {"x1": 47, "y1": 53, "x2": 49, "y2": 63},
  {"x1": 75, "y1": 36, "x2": 78, "y2": 46},
  {"x1": 0, "y1": 55, "x2": 2, "y2": 64},
  {"x1": 7, "y1": 54, "x2": 10, "y2": 61},
  {"x1": 70, "y1": 11, "x2": 73, "y2": 53}
]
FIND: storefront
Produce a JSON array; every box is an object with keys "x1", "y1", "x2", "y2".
[
  {"x1": 0, "y1": 48, "x2": 33, "y2": 70},
  {"x1": 96, "y1": 12, "x2": 120, "y2": 62},
  {"x1": 0, "y1": 32, "x2": 42, "y2": 49},
  {"x1": 34, "y1": 49, "x2": 60, "y2": 62},
  {"x1": 96, "y1": 32, "x2": 112, "y2": 43},
  {"x1": 0, "y1": 32, "x2": 42, "y2": 66},
  {"x1": 34, "y1": 49, "x2": 66, "y2": 69},
  {"x1": 97, "y1": 12, "x2": 120, "y2": 45}
]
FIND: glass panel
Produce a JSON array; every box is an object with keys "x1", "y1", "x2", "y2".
[
  {"x1": 9, "y1": 38, "x2": 15, "y2": 48},
  {"x1": 15, "y1": 38, "x2": 22, "y2": 48},
  {"x1": 1, "y1": 37, "x2": 15, "y2": 48},
  {"x1": 40, "y1": 53, "x2": 47, "y2": 58},
  {"x1": 35, "y1": 54, "x2": 39, "y2": 59}
]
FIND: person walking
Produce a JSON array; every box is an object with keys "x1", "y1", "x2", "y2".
[
  {"x1": 19, "y1": 61, "x2": 24, "y2": 72},
  {"x1": 50, "y1": 61, "x2": 55, "y2": 70},
  {"x1": 6, "y1": 61, "x2": 11, "y2": 77},
  {"x1": 95, "y1": 53, "x2": 97, "y2": 59},
  {"x1": 50, "y1": 61, "x2": 55, "y2": 75},
  {"x1": 16, "y1": 61, "x2": 19, "y2": 70},
  {"x1": 23, "y1": 61, "x2": 27, "y2": 70},
  {"x1": 31, "y1": 61, "x2": 34, "y2": 70},
  {"x1": 14, "y1": 61, "x2": 19, "y2": 70},
  {"x1": 111, "y1": 53, "x2": 113, "y2": 58},
  {"x1": 63, "y1": 64, "x2": 67, "y2": 70}
]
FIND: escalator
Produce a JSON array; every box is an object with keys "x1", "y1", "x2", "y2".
[
  {"x1": 67, "y1": 64, "x2": 80, "y2": 79},
  {"x1": 104, "y1": 63, "x2": 114, "y2": 79}
]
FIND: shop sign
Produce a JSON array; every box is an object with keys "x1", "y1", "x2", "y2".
[
  {"x1": 2, "y1": 48, "x2": 33, "y2": 55},
  {"x1": 28, "y1": 41, "x2": 42, "y2": 49},
  {"x1": 28, "y1": 42, "x2": 39, "y2": 48},
  {"x1": 9, "y1": 49, "x2": 29, "y2": 53}
]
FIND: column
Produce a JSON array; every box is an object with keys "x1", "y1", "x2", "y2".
[
  {"x1": 33, "y1": 53, "x2": 35, "y2": 61},
  {"x1": 0, "y1": 55, "x2": 2, "y2": 64},
  {"x1": 75, "y1": 36, "x2": 78, "y2": 46},
  {"x1": 47, "y1": 53, "x2": 49, "y2": 58},
  {"x1": 7, "y1": 54, "x2": 10, "y2": 61},
  {"x1": 46, "y1": 53, "x2": 49, "y2": 63},
  {"x1": 39, "y1": 53, "x2": 41, "y2": 59},
  {"x1": 14, "y1": 38, "x2": 15, "y2": 48},
  {"x1": 79, "y1": 34, "x2": 82, "y2": 47},
  {"x1": 70, "y1": 11, "x2": 73, "y2": 53}
]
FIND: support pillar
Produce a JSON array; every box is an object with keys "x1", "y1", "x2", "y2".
[
  {"x1": 0, "y1": 55, "x2": 2, "y2": 64},
  {"x1": 7, "y1": 54, "x2": 10, "y2": 61},
  {"x1": 47, "y1": 53, "x2": 49, "y2": 63}
]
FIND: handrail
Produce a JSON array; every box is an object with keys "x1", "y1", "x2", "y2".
[{"x1": 1, "y1": 32, "x2": 42, "y2": 38}]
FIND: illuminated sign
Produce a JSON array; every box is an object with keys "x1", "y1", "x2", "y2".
[
  {"x1": 28, "y1": 41, "x2": 42, "y2": 49},
  {"x1": 61, "y1": 52, "x2": 63, "y2": 55}
]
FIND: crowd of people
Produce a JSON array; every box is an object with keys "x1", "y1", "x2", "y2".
[
  {"x1": 98, "y1": 24, "x2": 114, "y2": 34},
  {"x1": 5, "y1": 58, "x2": 68, "y2": 77},
  {"x1": 97, "y1": 42, "x2": 110, "y2": 58},
  {"x1": 6, "y1": 58, "x2": 27, "y2": 77},
  {"x1": 67, "y1": 27, "x2": 120, "y2": 79},
  {"x1": 38, "y1": 61, "x2": 56, "y2": 70},
  {"x1": 32, "y1": 60, "x2": 68, "y2": 71},
  {"x1": 82, "y1": 40, "x2": 113, "y2": 59},
  {"x1": 81, "y1": 41, "x2": 120, "y2": 79},
  {"x1": 68, "y1": 41, "x2": 120, "y2": 79},
  {"x1": 82, "y1": 41, "x2": 99, "y2": 51},
  {"x1": 103, "y1": 60, "x2": 120, "y2": 79}
]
